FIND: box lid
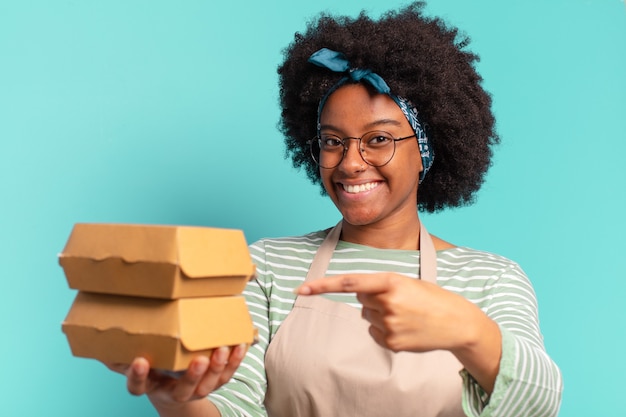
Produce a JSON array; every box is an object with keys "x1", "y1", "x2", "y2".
[{"x1": 60, "y1": 223, "x2": 254, "y2": 279}]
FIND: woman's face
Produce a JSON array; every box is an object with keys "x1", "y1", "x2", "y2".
[{"x1": 319, "y1": 83, "x2": 423, "y2": 227}]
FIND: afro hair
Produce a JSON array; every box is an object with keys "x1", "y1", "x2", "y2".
[{"x1": 277, "y1": 1, "x2": 499, "y2": 212}]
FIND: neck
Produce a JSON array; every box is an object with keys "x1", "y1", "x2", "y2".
[{"x1": 340, "y1": 216, "x2": 422, "y2": 250}]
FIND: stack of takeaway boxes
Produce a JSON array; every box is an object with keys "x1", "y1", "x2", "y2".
[{"x1": 59, "y1": 224, "x2": 257, "y2": 372}]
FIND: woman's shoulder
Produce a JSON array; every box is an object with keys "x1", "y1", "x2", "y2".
[
  {"x1": 248, "y1": 229, "x2": 328, "y2": 253},
  {"x1": 436, "y1": 246, "x2": 528, "y2": 284},
  {"x1": 246, "y1": 229, "x2": 331, "y2": 274}
]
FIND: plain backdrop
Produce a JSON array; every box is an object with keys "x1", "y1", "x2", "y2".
[{"x1": 1, "y1": 0, "x2": 624, "y2": 415}]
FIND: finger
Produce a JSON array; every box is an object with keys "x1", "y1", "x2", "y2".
[
  {"x1": 361, "y1": 306, "x2": 385, "y2": 330},
  {"x1": 368, "y1": 325, "x2": 394, "y2": 351},
  {"x1": 170, "y1": 356, "x2": 209, "y2": 402},
  {"x1": 195, "y1": 347, "x2": 230, "y2": 396},
  {"x1": 296, "y1": 274, "x2": 392, "y2": 295},
  {"x1": 126, "y1": 357, "x2": 151, "y2": 396},
  {"x1": 361, "y1": 306, "x2": 371, "y2": 322},
  {"x1": 218, "y1": 343, "x2": 247, "y2": 386},
  {"x1": 105, "y1": 362, "x2": 129, "y2": 375},
  {"x1": 356, "y1": 291, "x2": 384, "y2": 310}
]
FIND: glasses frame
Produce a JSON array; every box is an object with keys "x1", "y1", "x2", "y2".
[{"x1": 308, "y1": 131, "x2": 417, "y2": 169}]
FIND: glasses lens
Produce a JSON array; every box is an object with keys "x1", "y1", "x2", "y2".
[
  {"x1": 311, "y1": 136, "x2": 343, "y2": 168},
  {"x1": 310, "y1": 138, "x2": 322, "y2": 165},
  {"x1": 361, "y1": 131, "x2": 395, "y2": 167}
]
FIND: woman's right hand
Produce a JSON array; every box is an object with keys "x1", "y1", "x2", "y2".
[{"x1": 106, "y1": 344, "x2": 247, "y2": 415}]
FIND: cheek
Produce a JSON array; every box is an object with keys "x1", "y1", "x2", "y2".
[
  {"x1": 401, "y1": 146, "x2": 423, "y2": 175},
  {"x1": 320, "y1": 169, "x2": 334, "y2": 192},
  {"x1": 389, "y1": 154, "x2": 421, "y2": 187}
]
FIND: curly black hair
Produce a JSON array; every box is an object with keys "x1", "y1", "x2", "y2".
[{"x1": 277, "y1": 1, "x2": 499, "y2": 213}]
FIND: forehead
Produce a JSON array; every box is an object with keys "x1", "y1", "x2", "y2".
[{"x1": 319, "y1": 84, "x2": 408, "y2": 133}]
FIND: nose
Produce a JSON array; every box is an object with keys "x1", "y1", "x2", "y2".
[{"x1": 338, "y1": 138, "x2": 366, "y2": 171}]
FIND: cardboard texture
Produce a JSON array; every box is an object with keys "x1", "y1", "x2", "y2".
[
  {"x1": 59, "y1": 223, "x2": 256, "y2": 299},
  {"x1": 59, "y1": 223, "x2": 257, "y2": 371},
  {"x1": 62, "y1": 292, "x2": 256, "y2": 371}
]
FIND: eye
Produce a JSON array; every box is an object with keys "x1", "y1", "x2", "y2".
[
  {"x1": 364, "y1": 132, "x2": 393, "y2": 148},
  {"x1": 320, "y1": 136, "x2": 343, "y2": 150}
]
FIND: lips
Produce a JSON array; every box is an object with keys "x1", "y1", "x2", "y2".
[{"x1": 341, "y1": 181, "x2": 380, "y2": 194}]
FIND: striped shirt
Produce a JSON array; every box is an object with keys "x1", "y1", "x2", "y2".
[{"x1": 210, "y1": 229, "x2": 563, "y2": 416}]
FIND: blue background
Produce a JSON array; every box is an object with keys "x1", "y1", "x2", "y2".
[{"x1": 1, "y1": 0, "x2": 624, "y2": 415}]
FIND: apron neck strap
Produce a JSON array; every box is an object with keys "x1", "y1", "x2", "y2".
[
  {"x1": 306, "y1": 221, "x2": 343, "y2": 281},
  {"x1": 418, "y1": 221, "x2": 437, "y2": 282}
]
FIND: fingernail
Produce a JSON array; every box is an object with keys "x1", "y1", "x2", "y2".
[
  {"x1": 294, "y1": 285, "x2": 311, "y2": 295},
  {"x1": 216, "y1": 347, "x2": 229, "y2": 364},
  {"x1": 192, "y1": 357, "x2": 208, "y2": 375},
  {"x1": 132, "y1": 359, "x2": 147, "y2": 377},
  {"x1": 235, "y1": 344, "x2": 247, "y2": 359}
]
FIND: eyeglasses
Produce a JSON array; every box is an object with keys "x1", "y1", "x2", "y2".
[{"x1": 308, "y1": 130, "x2": 417, "y2": 169}]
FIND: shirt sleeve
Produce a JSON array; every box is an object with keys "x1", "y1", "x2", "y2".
[
  {"x1": 460, "y1": 264, "x2": 563, "y2": 416},
  {"x1": 208, "y1": 241, "x2": 272, "y2": 417}
]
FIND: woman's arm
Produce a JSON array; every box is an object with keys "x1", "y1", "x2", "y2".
[{"x1": 460, "y1": 264, "x2": 563, "y2": 417}]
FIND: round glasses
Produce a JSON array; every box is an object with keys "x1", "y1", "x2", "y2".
[{"x1": 309, "y1": 130, "x2": 417, "y2": 169}]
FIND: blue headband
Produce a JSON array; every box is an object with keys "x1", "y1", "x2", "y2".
[{"x1": 308, "y1": 48, "x2": 434, "y2": 183}]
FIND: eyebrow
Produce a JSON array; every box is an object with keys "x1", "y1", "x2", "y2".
[{"x1": 320, "y1": 118, "x2": 404, "y2": 132}]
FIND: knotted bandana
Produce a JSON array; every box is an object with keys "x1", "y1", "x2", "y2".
[{"x1": 308, "y1": 48, "x2": 434, "y2": 183}]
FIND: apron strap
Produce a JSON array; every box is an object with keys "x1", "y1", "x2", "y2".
[
  {"x1": 419, "y1": 221, "x2": 437, "y2": 283},
  {"x1": 305, "y1": 221, "x2": 343, "y2": 281}
]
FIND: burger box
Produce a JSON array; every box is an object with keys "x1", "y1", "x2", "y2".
[
  {"x1": 62, "y1": 291, "x2": 257, "y2": 371},
  {"x1": 59, "y1": 223, "x2": 258, "y2": 371},
  {"x1": 59, "y1": 223, "x2": 256, "y2": 299}
]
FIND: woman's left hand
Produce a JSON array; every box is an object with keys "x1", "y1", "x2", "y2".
[{"x1": 295, "y1": 273, "x2": 501, "y2": 393}]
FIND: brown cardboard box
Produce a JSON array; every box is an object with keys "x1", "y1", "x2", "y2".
[
  {"x1": 62, "y1": 292, "x2": 257, "y2": 371},
  {"x1": 59, "y1": 223, "x2": 258, "y2": 371},
  {"x1": 59, "y1": 223, "x2": 256, "y2": 299}
]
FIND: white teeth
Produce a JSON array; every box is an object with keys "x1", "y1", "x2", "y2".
[{"x1": 342, "y1": 182, "x2": 379, "y2": 194}]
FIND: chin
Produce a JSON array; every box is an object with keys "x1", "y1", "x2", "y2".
[{"x1": 339, "y1": 211, "x2": 382, "y2": 227}]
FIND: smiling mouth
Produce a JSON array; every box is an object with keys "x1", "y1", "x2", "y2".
[{"x1": 341, "y1": 182, "x2": 380, "y2": 194}]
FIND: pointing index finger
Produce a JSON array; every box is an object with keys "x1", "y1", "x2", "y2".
[{"x1": 295, "y1": 274, "x2": 391, "y2": 295}]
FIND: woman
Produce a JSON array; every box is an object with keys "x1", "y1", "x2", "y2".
[{"x1": 111, "y1": 3, "x2": 563, "y2": 416}]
